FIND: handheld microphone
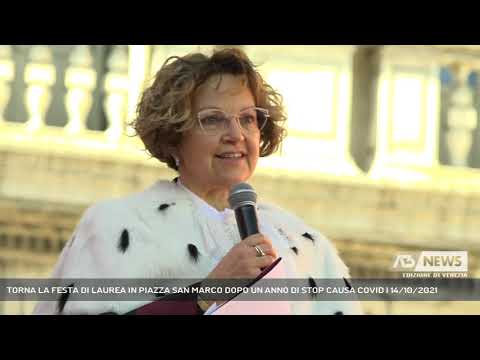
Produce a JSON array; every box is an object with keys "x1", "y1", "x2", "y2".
[{"x1": 228, "y1": 183, "x2": 259, "y2": 240}]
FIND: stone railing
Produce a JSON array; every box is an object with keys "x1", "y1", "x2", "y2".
[{"x1": 0, "y1": 45, "x2": 150, "y2": 163}]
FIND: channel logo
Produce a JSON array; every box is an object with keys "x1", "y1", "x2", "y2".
[{"x1": 392, "y1": 251, "x2": 468, "y2": 272}]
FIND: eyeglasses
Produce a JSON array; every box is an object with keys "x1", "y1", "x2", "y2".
[{"x1": 196, "y1": 107, "x2": 269, "y2": 136}]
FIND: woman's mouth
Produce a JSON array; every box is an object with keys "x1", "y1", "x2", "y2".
[{"x1": 215, "y1": 152, "x2": 246, "y2": 160}]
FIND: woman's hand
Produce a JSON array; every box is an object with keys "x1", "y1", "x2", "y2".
[
  {"x1": 206, "y1": 233, "x2": 278, "y2": 280},
  {"x1": 196, "y1": 234, "x2": 278, "y2": 312}
]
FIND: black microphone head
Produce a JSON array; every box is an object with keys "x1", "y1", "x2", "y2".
[{"x1": 228, "y1": 182, "x2": 257, "y2": 210}]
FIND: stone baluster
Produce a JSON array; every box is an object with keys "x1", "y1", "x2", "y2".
[
  {"x1": 104, "y1": 45, "x2": 129, "y2": 142},
  {"x1": 24, "y1": 46, "x2": 56, "y2": 133},
  {"x1": 64, "y1": 45, "x2": 97, "y2": 135},
  {"x1": 0, "y1": 45, "x2": 14, "y2": 124},
  {"x1": 445, "y1": 62, "x2": 478, "y2": 167}
]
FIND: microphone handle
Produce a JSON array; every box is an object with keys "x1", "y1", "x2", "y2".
[{"x1": 234, "y1": 205, "x2": 259, "y2": 240}]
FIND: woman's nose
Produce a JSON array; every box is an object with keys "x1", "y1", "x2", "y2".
[{"x1": 223, "y1": 116, "x2": 245, "y2": 141}]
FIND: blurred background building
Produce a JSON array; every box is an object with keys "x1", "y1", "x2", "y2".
[{"x1": 0, "y1": 45, "x2": 479, "y2": 314}]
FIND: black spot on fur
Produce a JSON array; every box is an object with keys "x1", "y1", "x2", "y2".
[
  {"x1": 158, "y1": 203, "x2": 176, "y2": 211},
  {"x1": 334, "y1": 311, "x2": 344, "y2": 315},
  {"x1": 188, "y1": 244, "x2": 199, "y2": 263},
  {"x1": 57, "y1": 283, "x2": 74, "y2": 313},
  {"x1": 277, "y1": 228, "x2": 294, "y2": 244},
  {"x1": 291, "y1": 246, "x2": 299, "y2": 255},
  {"x1": 302, "y1": 232, "x2": 315, "y2": 243},
  {"x1": 343, "y1": 278, "x2": 352, "y2": 290},
  {"x1": 118, "y1": 229, "x2": 129, "y2": 253},
  {"x1": 158, "y1": 203, "x2": 170, "y2": 211},
  {"x1": 173, "y1": 177, "x2": 179, "y2": 184},
  {"x1": 308, "y1": 277, "x2": 317, "y2": 298}
]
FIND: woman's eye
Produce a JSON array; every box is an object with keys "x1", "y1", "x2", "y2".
[
  {"x1": 240, "y1": 115, "x2": 255, "y2": 124},
  {"x1": 202, "y1": 115, "x2": 224, "y2": 126}
]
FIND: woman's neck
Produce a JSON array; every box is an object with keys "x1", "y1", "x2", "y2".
[{"x1": 178, "y1": 177, "x2": 230, "y2": 212}]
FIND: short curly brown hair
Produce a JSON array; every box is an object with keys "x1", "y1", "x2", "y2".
[{"x1": 131, "y1": 47, "x2": 287, "y2": 171}]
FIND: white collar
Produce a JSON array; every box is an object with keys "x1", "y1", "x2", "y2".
[{"x1": 176, "y1": 179, "x2": 235, "y2": 223}]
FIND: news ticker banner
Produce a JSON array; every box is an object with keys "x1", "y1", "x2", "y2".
[{"x1": 1, "y1": 278, "x2": 480, "y2": 301}]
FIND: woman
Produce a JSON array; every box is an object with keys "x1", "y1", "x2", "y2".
[{"x1": 33, "y1": 48, "x2": 362, "y2": 315}]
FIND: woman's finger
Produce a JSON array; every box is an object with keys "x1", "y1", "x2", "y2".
[
  {"x1": 250, "y1": 243, "x2": 277, "y2": 259},
  {"x1": 243, "y1": 233, "x2": 273, "y2": 248}
]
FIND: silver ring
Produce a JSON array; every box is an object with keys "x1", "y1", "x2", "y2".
[{"x1": 254, "y1": 245, "x2": 266, "y2": 257}]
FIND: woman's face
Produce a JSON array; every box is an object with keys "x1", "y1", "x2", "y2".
[{"x1": 176, "y1": 74, "x2": 260, "y2": 192}]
